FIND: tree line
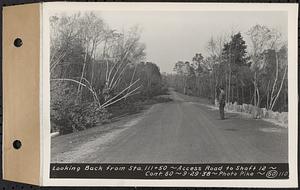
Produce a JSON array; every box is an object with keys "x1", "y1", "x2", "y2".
[
  {"x1": 50, "y1": 12, "x2": 166, "y2": 134},
  {"x1": 166, "y1": 25, "x2": 288, "y2": 112}
]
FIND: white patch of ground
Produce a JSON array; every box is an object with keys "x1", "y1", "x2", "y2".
[
  {"x1": 259, "y1": 127, "x2": 284, "y2": 133},
  {"x1": 261, "y1": 118, "x2": 287, "y2": 128}
]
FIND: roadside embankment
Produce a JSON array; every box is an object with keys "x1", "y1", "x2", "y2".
[{"x1": 214, "y1": 100, "x2": 288, "y2": 128}]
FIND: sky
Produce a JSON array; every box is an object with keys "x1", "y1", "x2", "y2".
[{"x1": 97, "y1": 11, "x2": 287, "y2": 73}]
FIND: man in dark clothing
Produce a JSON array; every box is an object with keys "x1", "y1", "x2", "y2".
[{"x1": 219, "y1": 87, "x2": 226, "y2": 120}]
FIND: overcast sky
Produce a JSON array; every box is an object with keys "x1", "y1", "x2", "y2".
[{"x1": 83, "y1": 11, "x2": 287, "y2": 73}]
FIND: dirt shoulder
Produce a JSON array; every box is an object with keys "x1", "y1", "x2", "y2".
[
  {"x1": 51, "y1": 95, "x2": 172, "y2": 162},
  {"x1": 51, "y1": 108, "x2": 147, "y2": 162}
]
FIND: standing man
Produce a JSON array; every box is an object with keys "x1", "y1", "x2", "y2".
[{"x1": 219, "y1": 87, "x2": 226, "y2": 120}]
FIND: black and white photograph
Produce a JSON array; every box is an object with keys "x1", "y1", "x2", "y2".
[{"x1": 44, "y1": 3, "x2": 297, "y2": 185}]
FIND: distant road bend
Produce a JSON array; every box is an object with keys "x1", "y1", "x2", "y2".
[{"x1": 51, "y1": 89, "x2": 288, "y2": 163}]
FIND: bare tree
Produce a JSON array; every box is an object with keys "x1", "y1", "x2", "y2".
[
  {"x1": 102, "y1": 26, "x2": 145, "y2": 101},
  {"x1": 76, "y1": 13, "x2": 106, "y2": 100},
  {"x1": 247, "y1": 24, "x2": 284, "y2": 109},
  {"x1": 50, "y1": 13, "x2": 81, "y2": 73},
  {"x1": 50, "y1": 13, "x2": 145, "y2": 110},
  {"x1": 266, "y1": 46, "x2": 288, "y2": 110}
]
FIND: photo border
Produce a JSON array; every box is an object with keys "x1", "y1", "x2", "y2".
[{"x1": 41, "y1": 2, "x2": 298, "y2": 187}]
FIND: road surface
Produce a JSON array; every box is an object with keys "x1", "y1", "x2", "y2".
[{"x1": 51, "y1": 89, "x2": 288, "y2": 163}]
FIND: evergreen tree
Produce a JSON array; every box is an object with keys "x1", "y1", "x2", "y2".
[{"x1": 221, "y1": 32, "x2": 249, "y2": 103}]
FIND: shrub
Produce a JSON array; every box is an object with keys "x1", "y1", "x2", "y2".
[{"x1": 51, "y1": 101, "x2": 111, "y2": 135}]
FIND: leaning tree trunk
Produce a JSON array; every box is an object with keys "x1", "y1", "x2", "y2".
[
  {"x1": 270, "y1": 65, "x2": 287, "y2": 111},
  {"x1": 76, "y1": 44, "x2": 89, "y2": 103}
]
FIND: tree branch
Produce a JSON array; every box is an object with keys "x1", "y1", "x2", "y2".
[
  {"x1": 102, "y1": 85, "x2": 141, "y2": 109},
  {"x1": 101, "y1": 79, "x2": 140, "y2": 107}
]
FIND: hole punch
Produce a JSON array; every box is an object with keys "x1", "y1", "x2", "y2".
[
  {"x1": 13, "y1": 38, "x2": 23, "y2": 47},
  {"x1": 13, "y1": 140, "x2": 22, "y2": 149}
]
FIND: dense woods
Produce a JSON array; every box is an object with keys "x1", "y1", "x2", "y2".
[
  {"x1": 50, "y1": 13, "x2": 167, "y2": 134},
  {"x1": 166, "y1": 25, "x2": 288, "y2": 112}
]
